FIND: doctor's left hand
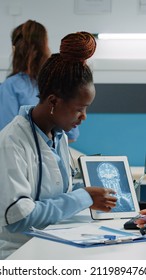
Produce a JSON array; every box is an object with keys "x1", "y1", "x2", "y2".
[{"x1": 85, "y1": 187, "x2": 117, "y2": 212}]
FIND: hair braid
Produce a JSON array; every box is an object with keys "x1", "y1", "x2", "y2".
[
  {"x1": 38, "y1": 31, "x2": 96, "y2": 102},
  {"x1": 60, "y1": 31, "x2": 96, "y2": 62}
]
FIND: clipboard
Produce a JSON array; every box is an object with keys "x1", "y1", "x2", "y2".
[{"x1": 24, "y1": 224, "x2": 146, "y2": 248}]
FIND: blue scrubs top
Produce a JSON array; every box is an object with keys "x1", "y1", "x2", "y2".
[{"x1": 0, "y1": 72, "x2": 79, "y2": 140}]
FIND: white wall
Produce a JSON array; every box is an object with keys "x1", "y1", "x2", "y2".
[{"x1": 0, "y1": 0, "x2": 146, "y2": 82}]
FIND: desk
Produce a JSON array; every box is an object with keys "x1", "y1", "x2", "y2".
[{"x1": 7, "y1": 209, "x2": 146, "y2": 260}]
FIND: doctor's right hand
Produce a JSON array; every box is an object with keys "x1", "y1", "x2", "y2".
[{"x1": 85, "y1": 187, "x2": 117, "y2": 212}]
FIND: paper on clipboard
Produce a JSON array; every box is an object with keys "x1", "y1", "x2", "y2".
[{"x1": 26, "y1": 224, "x2": 146, "y2": 247}]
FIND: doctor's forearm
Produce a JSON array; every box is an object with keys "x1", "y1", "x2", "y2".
[{"x1": 6, "y1": 189, "x2": 92, "y2": 232}]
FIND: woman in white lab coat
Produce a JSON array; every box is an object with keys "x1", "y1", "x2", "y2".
[{"x1": 0, "y1": 31, "x2": 117, "y2": 259}]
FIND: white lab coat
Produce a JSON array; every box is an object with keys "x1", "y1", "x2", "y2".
[{"x1": 0, "y1": 115, "x2": 73, "y2": 259}]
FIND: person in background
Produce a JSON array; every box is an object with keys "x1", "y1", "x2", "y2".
[
  {"x1": 0, "y1": 31, "x2": 117, "y2": 259},
  {"x1": 0, "y1": 19, "x2": 79, "y2": 142}
]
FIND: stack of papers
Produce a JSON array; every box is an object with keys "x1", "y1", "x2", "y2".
[{"x1": 25, "y1": 224, "x2": 146, "y2": 247}]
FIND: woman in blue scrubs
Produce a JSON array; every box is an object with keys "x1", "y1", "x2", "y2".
[{"x1": 0, "y1": 20, "x2": 79, "y2": 141}]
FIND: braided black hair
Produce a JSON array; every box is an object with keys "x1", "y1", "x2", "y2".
[{"x1": 38, "y1": 31, "x2": 96, "y2": 102}]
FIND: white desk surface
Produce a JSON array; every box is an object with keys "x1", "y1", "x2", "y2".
[{"x1": 7, "y1": 209, "x2": 146, "y2": 260}]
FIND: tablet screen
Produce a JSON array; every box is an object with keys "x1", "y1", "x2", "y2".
[{"x1": 78, "y1": 156, "x2": 140, "y2": 219}]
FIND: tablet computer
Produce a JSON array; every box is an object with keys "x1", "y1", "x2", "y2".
[{"x1": 78, "y1": 155, "x2": 140, "y2": 220}]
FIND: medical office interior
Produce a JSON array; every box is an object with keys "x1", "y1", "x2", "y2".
[{"x1": 1, "y1": 0, "x2": 146, "y2": 260}]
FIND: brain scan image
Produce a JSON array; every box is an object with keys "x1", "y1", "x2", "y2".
[{"x1": 97, "y1": 162, "x2": 134, "y2": 212}]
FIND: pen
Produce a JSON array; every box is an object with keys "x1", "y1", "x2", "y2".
[{"x1": 81, "y1": 234, "x2": 116, "y2": 240}]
